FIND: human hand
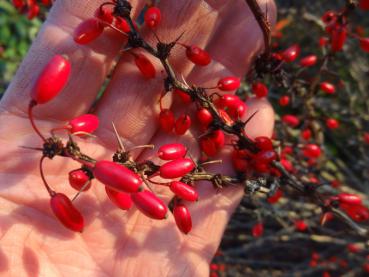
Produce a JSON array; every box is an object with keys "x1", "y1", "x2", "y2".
[{"x1": 0, "y1": 0, "x2": 275, "y2": 276}]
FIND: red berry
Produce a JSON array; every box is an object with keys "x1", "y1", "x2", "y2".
[
  {"x1": 175, "y1": 114, "x2": 191, "y2": 135},
  {"x1": 359, "y1": 37, "x2": 369, "y2": 53},
  {"x1": 215, "y1": 94, "x2": 247, "y2": 119},
  {"x1": 134, "y1": 53, "x2": 156, "y2": 79},
  {"x1": 31, "y1": 55, "x2": 71, "y2": 104},
  {"x1": 68, "y1": 169, "x2": 91, "y2": 191},
  {"x1": 218, "y1": 109, "x2": 234, "y2": 126},
  {"x1": 267, "y1": 189, "x2": 283, "y2": 204},
  {"x1": 254, "y1": 136, "x2": 273, "y2": 151},
  {"x1": 294, "y1": 220, "x2": 308, "y2": 231},
  {"x1": 331, "y1": 26, "x2": 347, "y2": 52},
  {"x1": 159, "y1": 109, "x2": 175, "y2": 133},
  {"x1": 217, "y1": 76, "x2": 241, "y2": 91},
  {"x1": 144, "y1": 7, "x2": 161, "y2": 28},
  {"x1": 282, "y1": 44, "x2": 300, "y2": 62},
  {"x1": 359, "y1": 0, "x2": 369, "y2": 11},
  {"x1": 74, "y1": 18, "x2": 104, "y2": 45},
  {"x1": 95, "y1": 6, "x2": 113, "y2": 24},
  {"x1": 252, "y1": 222, "x2": 264, "y2": 237},
  {"x1": 174, "y1": 88, "x2": 192, "y2": 104},
  {"x1": 68, "y1": 114, "x2": 99, "y2": 134},
  {"x1": 363, "y1": 132, "x2": 369, "y2": 144},
  {"x1": 199, "y1": 130, "x2": 225, "y2": 157},
  {"x1": 114, "y1": 17, "x2": 130, "y2": 33},
  {"x1": 185, "y1": 45, "x2": 211, "y2": 66},
  {"x1": 131, "y1": 190, "x2": 168, "y2": 219},
  {"x1": 347, "y1": 243, "x2": 361, "y2": 253},
  {"x1": 254, "y1": 150, "x2": 277, "y2": 164},
  {"x1": 173, "y1": 204, "x2": 192, "y2": 234},
  {"x1": 27, "y1": 3, "x2": 40, "y2": 20},
  {"x1": 159, "y1": 158, "x2": 195, "y2": 179},
  {"x1": 279, "y1": 95, "x2": 290, "y2": 106},
  {"x1": 231, "y1": 150, "x2": 250, "y2": 172},
  {"x1": 12, "y1": 0, "x2": 24, "y2": 9},
  {"x1": 50, "y1": 193, "x2": 84, "y2": 232},
  {"x1": 326, "y1": 118, "x2": 339, "y2": 129},
  {"x1": 299, "y1": 55, "x2": 317, "y2": 67},
  {"x1": 338, "y1": 193, "x2": 362, "y2": 205},
  {"x1": 302, "y1": 144, "x2": 322, "y2": 158},
  {"x1": 105, "y1": 186, "x2": 133, "y2": 210},
  {"x1": 93, "y1": 160, "x2": 143, "y2": 193},
  {"x1": 157, "y1": 143, "x2": 187, "y2": 160},
  {"x1": 196, "y1": 108, "x2": 213, "y2": 128},
  {"x1": 319, "y1": 37, "x2": 329, "y2": 47},
  {"x1": 252, "y1": 82, "x2": 268, "y2": 98},
  {"x1": 170, "y1": 181, "x2": 198, "y2": 202},
  {"x1": 321, "y1": 10, "x2": 337, "y2": 24},
  {"x1": 280, "y1": 159, "x2": 294, "y2": 172},
  {"x1": 320, "y1": 82, "x2": 336, "y2": 94},
  {"x1": 282, "y1": 114, "x2": 300, "y2": 127},
  {"x1": 301, "y1": 129, "x2": 312, "y2": 140}
]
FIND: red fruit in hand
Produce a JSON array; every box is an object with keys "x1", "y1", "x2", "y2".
[
  {"x1": 131, "y1": 190, "x2": 167, "y2": 220},
  {"x1": 159, "y1": 158, "x2": 195, "y2": 179},
  {"x1": 173, "y1": 204, "x2": 192, "y2": 234},
  {"x1": 301, "y1": 129, "x2": 312, "y2": 140},
  {"x1": 174, "y1": 88, "x2": 192, "y2": 104},
  {"x1": 175, "y1": 114, "x2": 191, "y2": 135},
  {"x1": 68, "y1": 114, "x2": 99, "y2": 134},
  {"x1": 144, "y1": 7, "x2": 161, "y2": 28},
  {"x1": 252, "y1": 222, "x2": 264, "y2": 237},
  {"x1": 185, "y1": 45, "x2": 211, "y2": 66},
  {"x1": 134, "y1": 53, "x2": 156, "y2": 79},
  {"x1": 170, "y1": 181, "x2": 198, "y2": 202},
  {"x1": 95, "y1": 6, "x2": 113, "y2": 24},
  {"x1": 217, "y1": 77, "x2": 241, "y2": 91},
  {"x1": 74, "y1": 18, "x2": 104, "y2": 45},
  {"x1": 321, "y1": 10, "x2": 336, "y2": 24},
  {"x1": 69, "y1": 169, "x2": 91, "y2": 191},
  {"x1": 159, "y1": 109, "x2": 175, "y2": 133},
  {"x1": 231, "y1": 149, "x2": 251, "y2": 172},
  {"x1": 282, "y1": 44, "x2": 300, "y2": 62},
  {"x1": 320, "y1": 82, "x2": 336, "y2": 94},
  {"x1": 157, "y1": 143, "x2": 187, "y2": 160},
  {"x1": 252, "y1": 82, "x2": 268, "y2": 98},
  {"x1": 299, "y1": 55, "x2": 317, "y2": 67},
  {"x1": 199, "y1": 130, "x2": 225, "y2": 156},
  {"x1": 27, "y1": 3, "x2": 40, "y2": 20},
  {"x1": 254, "y1": 136, "x2": 273, "y2": 151},
  {"x1": 114, "y1": 17, "x2": 130, "y2": 33},
  {"x1": 196, "y1": 108, "x2": 213, "y2": 128},
  {"x1": 105, "y1": 186, "x2": 133, "y2": 210},
  {"x1": 31, "y1": 55, "x2": 71, "y2": 104},
  {"x1": 93, "y1": 160, "x2": 143, "y2": 193},
  {"x1": 50, "y1": 193, "x2": 84, "y2": 232},
  {"x1": 215, "y1": 94, "x2": 247, "y2": 119}
]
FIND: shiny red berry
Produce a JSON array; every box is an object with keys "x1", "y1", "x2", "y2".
[
  {"x1": 326, "y1": 118, "x2": 339, "y2": 129},
  {"x1": 282, "y1": 114, "x2": 300, "y2": 127},
  {"x1": 252, "y1": 222, "x2": 264, "y2": 237},
  {"x1": 173, "y1": 204, "x2": 192, "y2": 234},
  {"x1": 69, "y1": 169, "x2": 91, "y2": 191},
  {"x1": 217, "y1": 77, "x2": 241, "y2": 91},
  {"x1": 282, "y1": 44, "x2": 300, "y2": 62},
  {"x1": 68, "y1": 114, "x2": 99, "y2": 135},
  {"x1": 279, "y1": 95, "x2": 290, "y2": 106},
  {"x1": 159, "y1": 158, "x2": 195, "y2": 179},
  {"x1": 74, "y1": 18, "x2": 104, "y2": 45},
  {"x1": 175, "y1": 114, "x2": 191, "y2": 135},
  {"x1": 157, "y1": 143, "x2": 187, "y2": 160},
  {"x1": 159, "y1": 109, "x2": 175, "y2": 133},
  {"x1": 170, "y1": 181, "x2": 198, "y2": 202},
  {"x1": 105, "y1": 186, "x2": 133, "y2": 210},
  {"x1": 134, "y1": 53, "x2": 156, "y2": 79},
  {"x1": 320, "y1": 82, "x2": 336, "y2": 94},
  {"x1": 196, "y1": 108, "x2": 213, "y2": 128},
  {"x1": 302, "y1": 144, "x2": 322, "y2": 158},
  {"x1": 185, "y1": 45, "x2": 211, "y2": 66},
  {"x1": 131, "y1": 190, "x2": 167, "y2": 220},
  {"x1": 144, "y1": 7, "x2": 161, "y2": 28},
  {"x1": 252, "y1": 82, "x2": 268, "y2": 98},
  {"x1": 299, "y1": 55, "x2": 317, "y2": 67},
  {"x1": 31, "y1": 55, "x2": 71, "y2": 104},
  {"x1": 50, "y1": 193, "x2": 84, "y2": 232},
  {"x1": 199, "y1": 130, "x2": 225, "y2": 156}
]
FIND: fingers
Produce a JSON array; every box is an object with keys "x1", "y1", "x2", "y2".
[
  {"x1": 0, "y1": 0, "x2": 144, "y2": 121},
  {"x1": 93, "y1": 0, "x2": 220, "y2": 149}
]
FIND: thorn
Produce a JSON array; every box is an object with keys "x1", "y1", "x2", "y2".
[
  {"x1": 243, "y1": 110, "x2": 259, "y2": 126},
  {"x1": 112, "y1": 122, "x2": 125, "y2": 151},
  {"x1": 19, "y1": 146, "x2": 44, "y2": 151}
]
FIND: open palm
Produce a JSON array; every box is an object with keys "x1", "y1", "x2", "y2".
[{"x1": 0, "y1": 0, "x2": 275, "y2": 276}]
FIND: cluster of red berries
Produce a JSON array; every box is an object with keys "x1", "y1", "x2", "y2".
[{"x1": 11, "y1": 0, "x2": 51, "y2": 20}]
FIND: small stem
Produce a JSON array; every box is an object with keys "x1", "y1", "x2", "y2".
[
  {"x1": 28, "y1": 100, "x2": 46, "y2": 142},
  {"x1": 112, "y1": 121, "x2": 126, "y2": 151},
  {"x1": 39, "y1": 156, "x2": 55, "y2": 197},
  {"x1": 72, "y1": 180, "x2": 91, "y2": 202}
]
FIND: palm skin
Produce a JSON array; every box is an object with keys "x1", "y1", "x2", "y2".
[{"x1": 0, "y1": 0, "x2": 275, "y2": 276}]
